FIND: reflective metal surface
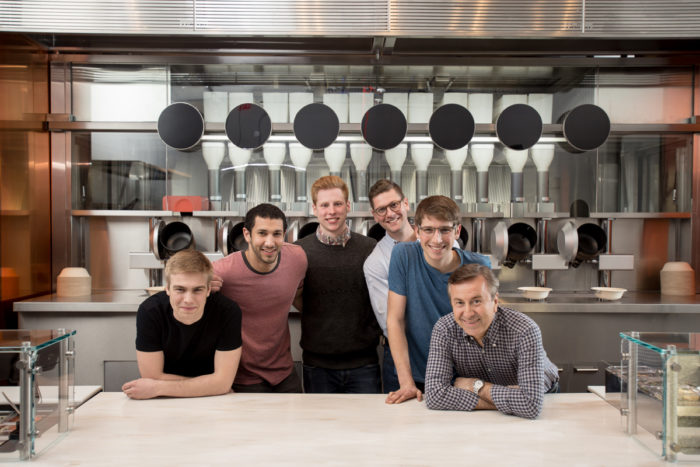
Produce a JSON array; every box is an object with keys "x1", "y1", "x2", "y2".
[
  {"x1": 4, "y1": 1, "x2": 700, "y2": 38},
  {"x1": 0, "y1": 36, "x2": 51, "y2": 305}
]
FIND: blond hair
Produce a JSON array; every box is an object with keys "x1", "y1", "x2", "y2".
[
  {"x1": 164, "y1": 249, "x2": 213, "y2": 286},
  {"x1": 311, "y1": 175, "x2": 349, "y2": 204}
]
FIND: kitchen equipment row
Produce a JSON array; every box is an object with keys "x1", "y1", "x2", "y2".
[{"x1": 159, "y1": 97, "x2": 610, "y2": 153}]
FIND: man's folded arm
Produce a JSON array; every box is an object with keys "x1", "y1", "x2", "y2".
[
  {"x1": 424, "y1": 325, "x2": 478, "y2": 411},
  {"x1": 125, "y1": 348, "x2": 241, "y2": 399},
  {"x1": 489, "y1": 327, "x2": 545, "y2": 419}
]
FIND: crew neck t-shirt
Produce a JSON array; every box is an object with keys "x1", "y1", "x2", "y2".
[
  {"x1": 388, "y1": 242, "x2": 491, "y2": 383},
  {"x1": 214, "y1": 243, "x2": 307, "y2": 386},
  {"x1": 135, "y1": 291, "x2": 242, "y2": 377}
]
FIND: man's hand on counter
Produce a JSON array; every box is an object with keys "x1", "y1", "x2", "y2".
[
  {"x1": 386, "y1": 384, "x2": 423, "y2": 404},
  {"x1": 210, "y1": 274, "x2": 223, "y2": 292},
  {"x1": 122, "y1": 378, "x2": 161, "y2": 400}
]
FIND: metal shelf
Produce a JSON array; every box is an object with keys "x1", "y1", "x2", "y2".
[{"x1": 48, "y1": 121, "x2": 700, "y2": 135}]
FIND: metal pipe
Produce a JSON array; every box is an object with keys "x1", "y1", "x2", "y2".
[
  {"x1": 536, "y1": 218, "x2": 547, "y2": 287},
  {"x1": 207, "y1": 169, "x2": 221, "y2": 210},
  {"x1": 537, "y1": 171, "x2": 550, "y2": 202},
  {"x1": 472, "y1": 218, "x2": 483, "y2": 253},
  {"x1": 476, "y1": 171, "x2": 489, "y2": 203},
  {"x1": 58, "y1": 329, "x2": 71, "y2": 433},
  {"x1": 511, "y1": 172, "x2": 524, "y2": 202},
  {"x1": 355, "y1": 170, "x2": 369, "y2": 202},
  {"x1": 269, "y1": 170, "x2": 282, "y2": 202},
  {"x1": 626, "y1": 331, "x2": 639, "y2": 435},
  {"x1": 19, "y1": 341, "x2": 33, "y2": 460},
  {"x1": 390, "y1": 170, "x2": 402, "y2": 184},
  {"x1": 416, "y1": 170, "x2": 428, "y2": 202},
  {"x1": 450, "y1": 170, "x2": 463, "y2": 202},
  {"x1": 295, "y1": 171, "x2": 307, "y2": 203},
  {"x1": 601, "y1": 218, "x2": 612, "y2": 287},
  {"x1": 234, "y1": 171, "x2": 247, "y2": 202}
]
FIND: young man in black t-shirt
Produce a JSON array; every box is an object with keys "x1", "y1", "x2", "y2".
[{"x1": 122, "y1": 249, "x2": 242, "y2": 399}]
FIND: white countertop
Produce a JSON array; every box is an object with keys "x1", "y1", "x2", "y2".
[{"x1": 28, "y1": 392, "x2": 666, "y2": 466}]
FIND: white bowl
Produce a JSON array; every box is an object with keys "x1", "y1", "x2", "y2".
[
  {"x1": 145, "y1": 286, "x2": 165, "y2": 296},
  {"x1": 591, "y1": 287, "x2": 626, "y2": 301},
  {"x1": 518, "y1": 287, "x2": 552, "y2": 300}
]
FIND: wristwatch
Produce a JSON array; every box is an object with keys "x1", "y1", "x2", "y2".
[{"x1": 472, "y1": 379, "x2": 484, "y2": 396}]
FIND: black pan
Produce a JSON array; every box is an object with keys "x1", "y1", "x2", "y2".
[
  {"x1": 575, "y1": 223, "x2": 607, "y2": 264},
  {"x1": 229, "y1": 222, "x2": 248, "y2": 252},
  {"x1": 298, "y1": 222, "x2": 319, "y2": 240},
  {"x1": 506, "y1": 222, "x2": 537, "y2": 262},
  {"x1": 159, "y1": 221, "x2": 194, "y2": 259}
]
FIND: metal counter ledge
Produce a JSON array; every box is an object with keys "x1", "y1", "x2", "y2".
[
  {"x1": 14, "y1": 290, "x2": 700, "y2": 314},
  {"x1": 27, "y1": 392, "x2": 665, "y2": 466}
]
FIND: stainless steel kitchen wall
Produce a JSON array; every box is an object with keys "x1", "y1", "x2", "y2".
[{"x1": 3, "y1": 0, "x2": 700, "y2": 37}]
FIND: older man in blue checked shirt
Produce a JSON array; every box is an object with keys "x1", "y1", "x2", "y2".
[{"x1": 425, "y1": 263, "x2": 559, "y2": 419}]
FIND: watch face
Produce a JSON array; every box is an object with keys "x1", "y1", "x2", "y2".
[{"x1": 474, "y1": 380, "x2": 484, "y2": 394}]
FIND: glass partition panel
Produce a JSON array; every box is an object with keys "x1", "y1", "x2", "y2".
[
  {"x1": 620, "y1": 332, "x2": 700, "y2": 462},
  {"x1": 0, "y1": 330, "x2": 75, "y2": 461}
]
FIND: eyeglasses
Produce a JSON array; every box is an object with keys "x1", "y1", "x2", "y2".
[
  {"x1": 418, "y1": 225, "x2": 456, "y2": 236},
  {"x1": 372, "y1": 199, "x2": 403, "y2": 216}
]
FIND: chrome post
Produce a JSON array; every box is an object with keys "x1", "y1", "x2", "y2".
[
  {"x1": 295, "y1": 171, "x2": 307, "y2": 203},
  {"x1": 450, "y1": 171, "x2": 463, "y2": 203},
  {"x1": 234, "y1": 171, "x2": 247, "y2": 202},
  {"x1": 472, "y1": 218, "x2": 483, "y2": 253},
  {"x1": 476, "y1": 172, "x2": 489, "y2": 203},
  {"x1": 207, "y1": 169, "x2": 221, "y2": 210},
  {"x1": 664, "y1": 345, "x2": 679, "y2": 461},
  {"x1": 269, "y1": 170, "x2": 282, "y2": 202},
  {"x1": 18, "y1": 341, "x2": 34, "y2": 460},
  {"x1": 626, "y1": 331, "x2": 639, "y2": 435},
  {"x1": 535, "y1": 218, "x2": 547, "y2": 287},
  {"x1": 58, "y1": 329, "x2": 70, "y2": 432},
  {"x1": 356, "y1": 170, "x2": 369, "y2": 203},
  {"x1": 510, "y1": 172, "x2": 524, "y2": 202},
  {"x1": 600, "y1": 218, "x2": 612, "y2": 287},
  {"x1": 537, "y1": 171, "x2": 550, "y2": 202}
]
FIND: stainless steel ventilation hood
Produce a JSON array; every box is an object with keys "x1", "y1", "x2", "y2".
[{"x1": 2, "y1": 0, "x2": 700, "y2": 41}]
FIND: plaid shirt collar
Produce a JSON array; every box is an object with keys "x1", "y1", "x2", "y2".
[{"x1": 316, "y1": 223, "x2": 351, "y2": 247}]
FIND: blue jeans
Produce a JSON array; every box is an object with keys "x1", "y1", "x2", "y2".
[
  {"x1": 382, "y1": 344, "x2": 400, "y2": 393},
  {"x1": 303, "y1": 363, "x2": 381, "y2": 394}
]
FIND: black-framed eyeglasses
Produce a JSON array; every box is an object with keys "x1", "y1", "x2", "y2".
[
  {"x1": 417, "y1": 225, "x2": 456, "y2": 236},
  {"x1": 372, "y1": 199, "x2": 404, "y2": 216}
]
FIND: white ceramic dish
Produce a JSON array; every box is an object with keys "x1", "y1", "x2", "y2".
[
  {"x1": 518, "y1": 287, "x2": 552, "y2": 300},
  {"x1": 591, "y1": 287, "x2": 627, "y2": 301},
  {"x1": 145, "y1": 286, "x2": 165, "y2": 296}
]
